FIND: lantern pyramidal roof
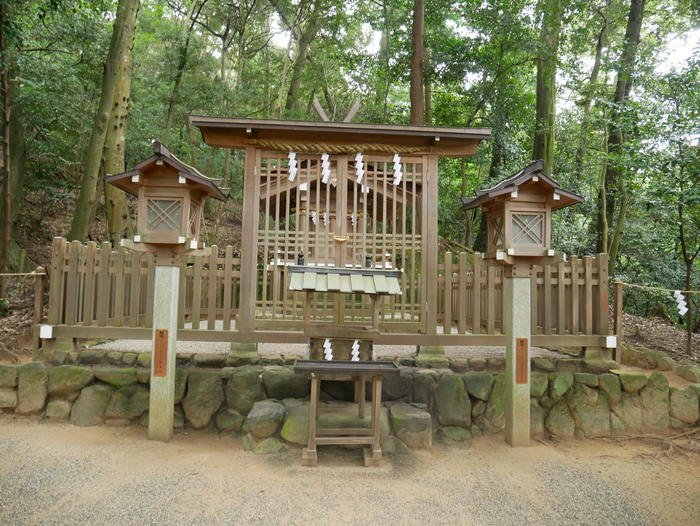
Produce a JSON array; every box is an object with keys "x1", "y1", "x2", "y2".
[
  {"x1": 462, "y1": 160, "x2": 583, "y2": 211},
  {"x1": 104, "y1": 140, "x2": 227, "y2": 201}
]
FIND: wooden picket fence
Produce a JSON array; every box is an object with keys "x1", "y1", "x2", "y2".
[
  {"x1": 436, "y1": 252, "x2": 608, "y2": 337},
  {"x1": 42, "y1": 238, "x2": 609, "y2": 346},
  {"x1": 46, "y1": 237, "x2": 241, "y2": 331}
]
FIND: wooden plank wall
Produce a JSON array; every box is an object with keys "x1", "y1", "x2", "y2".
[
  {"x1": 47, "y1": 238, "x2": 241, "y2": 329},
  {"x1": 46, "y1": 237, "x2": 608, "y2": 337}
]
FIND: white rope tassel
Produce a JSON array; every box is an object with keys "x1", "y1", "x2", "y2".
[
  {"x1": 351, "y1": 340, "x2": 360, "y2": 362},
  {"x1": 288, "y1": 152, "x2": 298, "y2": 181},
  {"x1": 323, "y1": 338, "x2": 333, "y2": 361},
  {"x1": 321, "y1": 152, "x2": 331, "y2": 184},
  {"x1": 674, "y1": 290, "x2": 688, "y2": 316},
  {"x1": 392, "y1": 153, "x2": 403, "y2": 186},
  {"x1": 355, "y1": 152, "x2": 365, "y2": 184}
]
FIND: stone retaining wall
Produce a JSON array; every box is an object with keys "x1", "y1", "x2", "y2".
[
  {"x1": 621, "y1": 343, "x2": 700, "y2": 383},
  {"x1": 1, "y1": 362, "x2": 698, "y2": 454}
]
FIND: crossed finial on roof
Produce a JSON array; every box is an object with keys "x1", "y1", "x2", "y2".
[{"x1": 312, "y1": 96, "x2": 361, "y2": 123}]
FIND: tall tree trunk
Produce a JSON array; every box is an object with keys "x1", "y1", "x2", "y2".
[
  {"x1": 284, "y1": 13, "x2": 322, "y2": 114},
  {"x1": 374, "y1": 1, "x2": 391, "y2": 120},
  {"x1": 409, "y1": 0, "x2": 425, "y2": 125},
  {"x1": 0, "y1": 65, "x2": 25, "y2": 265},
  {"x1": 574, "y1": 7, "x2": 608, "y2": 176},
  {"x1": 597, "y1": 0, "x2": 645, "y2": 264},
  {"x1": 68, "y1": 0, "x2": 140, "y2": 241},
  {"x1": 164, "y1": 1, "x2": 206, "y2": 143},
  {"x1": 424, "y1": 73, "x2": 432, "y2": 125},
  {"x1": 103, "y1": 25, "x2": 135, "y2": 245},
  {"x1": 532, "y1": 0, "x2": 562, "y2": 176},
  {"x1": 0, "y1": 0, "x2": 10, "y2": 294}
]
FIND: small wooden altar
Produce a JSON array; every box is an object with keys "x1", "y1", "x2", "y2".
[{"x1": 293, "y1": 360, "x2": 400, "y2": 467}]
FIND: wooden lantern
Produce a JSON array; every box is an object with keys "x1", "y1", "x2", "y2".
[
  {"x1": 462, "y1": 160, "x2": 582, "y2": 262},
  {"x1": 105, "y1": 141, "x2": 226, "y2": 249}
]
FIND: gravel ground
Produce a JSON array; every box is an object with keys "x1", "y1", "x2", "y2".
[{"x1": 1, "y1": 418, "x2": 698, "y2": 526}]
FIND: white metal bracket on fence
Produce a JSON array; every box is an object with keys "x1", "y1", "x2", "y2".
[{"x1": 39, "y1": 324, "x2": 54, "y2": 339}]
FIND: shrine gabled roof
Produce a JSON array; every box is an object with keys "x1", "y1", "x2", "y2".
[
  {"x1": 189, "y1": 116, "x2": 491, "y2": 158},
  {"x1": 461, "y1": 160, "x2": 583, "y2": 211},
  {"x1": 104, "y1": 141, "x2": 227, "y2": 201},
  {"x1": 288, "y1": 265, "x2": 402, "y2": 295}
]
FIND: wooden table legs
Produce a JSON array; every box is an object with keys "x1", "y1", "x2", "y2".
[
  {"x1": 354, "y1": 375, "x2": 366, "y2": 418},
  {"x1": 302, "y1": 373, "x2": 383, "y2": 467},
  {"x1": 301, "y1": 373, "x2": 320, "y2": 466},
  {"x1": 363, "y1": 376, "x2": 383, "y2": 467}
]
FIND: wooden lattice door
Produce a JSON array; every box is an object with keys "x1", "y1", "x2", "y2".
[{"x1": 255, "y1": 152, "x2": 425, "y2": 331}]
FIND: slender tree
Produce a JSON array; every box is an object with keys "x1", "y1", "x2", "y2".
[
  {"x1": 409, "y1": 0, "x2": 425, "y2": 125},
  {"x1": 164, "y1": 0, "x2": 208, "y2": 143},
  {"x1": 0, "y1": 0, "x2": 10, "y2": 295},
  {"x1": 532, "y1": 0, "x2": 562, "y2": 175},
  {"x1": 598, "y1": 0, "x2": 645, "y2": 276},
  {"x1": 68, "y1": 0, "x2": 140, "y2": 241},
  {"x1": 103, "y1": 19, "x2": 137, "y2": 245}
]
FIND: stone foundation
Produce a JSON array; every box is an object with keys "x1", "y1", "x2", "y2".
[
  {"x1": 34, "y1": 346, "x2": 618, "y2": 375},
  {"x1": 1, "y1": 361, "x2": 698, "y2": 454}
]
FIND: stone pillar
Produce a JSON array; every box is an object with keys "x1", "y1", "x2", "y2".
[
  {"x1": 148, "y1": 264, "x2": 180, "y2": 441},
  {"x1": 504, "y1": 273, "x2": 530, "y2": 447},
  {"x1": 228, "y1": 342, "x2": 259, "y2": 366},
  {"x1": 415, "y1": 345, "x2": 449, "y2": 368}
]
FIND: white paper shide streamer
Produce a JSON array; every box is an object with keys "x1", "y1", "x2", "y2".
[
  {"x1": 287, "y1": 152, "x2": 298, "y2": 181},
  {"x1": 392, "y1": 153, "x2": 402, "y2": 186},
  {"x1": 674, "y1": 290, "x2": 688, "y2": 317},
  {"x1": 323, "y1": 338, "x2": 333, "y2": 361},
  {"x1": 321, "y1": 152, "x2": 331, "y2": 184},
  {"x1": 355, "y1": 152, "x2": 365, "y2": 184},
  {"x1": 351, "y1": 340, "x2": 360, "y2": 362},
  {"x1": 310, "y1": 210, "x2": 318, "y2": 225}
]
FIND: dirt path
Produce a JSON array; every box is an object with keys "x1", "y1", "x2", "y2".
[{"x1": 0, "y1": 417, "x2": 698, "y2": 526}]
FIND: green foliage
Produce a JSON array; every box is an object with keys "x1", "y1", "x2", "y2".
[{"x1": 1, "y1": 0, "x2": 697, "y2": 320}]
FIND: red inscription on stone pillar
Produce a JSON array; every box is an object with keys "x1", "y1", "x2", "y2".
[
  {"x1": 154, "y1": 329, "x2": 168, "y2": 377},
  {"x1": 516, "y1": 338, "x2": 528, "y2": 384}
]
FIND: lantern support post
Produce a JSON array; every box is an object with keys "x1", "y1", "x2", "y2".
[
  {"x1": 148, "y1": 254, "x2": 180, "y2": 441},
  {"x1": 504, "y1": 263, "x2": 531, "y2": 446}
]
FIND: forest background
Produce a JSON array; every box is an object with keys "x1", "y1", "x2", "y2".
[{"x1": 0, "y1": 0, "x2": 697, "y2": 346}]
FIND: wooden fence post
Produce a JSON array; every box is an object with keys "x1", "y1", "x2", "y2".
[
  {"x1": 32, "y1": 267, "x2": 46, "y2": 351},
  {"x1": 614, "y1": 280, "x2": 624, "y2": 363}
]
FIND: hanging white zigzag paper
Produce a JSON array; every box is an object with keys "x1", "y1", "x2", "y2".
[
  {"x1": 392, "y1": 153, "x2": 402, "y2": 185},
  {"x1": 288, "y1": 152, "x2": 298, "y2": 181},
  {"x1": 673, "y1": 290, "x2": 688, "y2": 317},
  {"x1": 355, "y1": 152, "x2": 365, "y2": 184},
  {"x1": 322, "y1": 212, "x2": 328, "y2": 226},
  {"x1": 321, "y1": 152, "x2": 331, "y2": 184},
  {"x1": 310, "y1": 211, "x2": 318, "y2": 225},
  {"x1": 351, "y1": 339, "x2": 360, "y2": 362},
  {"x1": 323, "y1": 338, "x2": 333, "y2": 361}
]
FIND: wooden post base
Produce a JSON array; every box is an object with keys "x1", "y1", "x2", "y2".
[
  {"x1": 301, "y1": 448, "x2": 318, "y2": 467},
  {"x1": 363, "y1": 447, "x2": 382, "y2": 467}
]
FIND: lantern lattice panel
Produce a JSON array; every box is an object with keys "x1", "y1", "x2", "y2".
[
  {"x1": 512, "y1": 213, "x2": 544, "y2": 245},
  {"x1": 147, "y1": 198, "x2": 183, "y2": 232}
]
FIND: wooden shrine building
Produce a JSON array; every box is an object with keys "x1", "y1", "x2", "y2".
[
  {"x1": 41, "y1": 118, "x2": 612, "y2": 352},
  {"x1": 189, "y1": 116, "x2": 491, "y2": 338}
]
